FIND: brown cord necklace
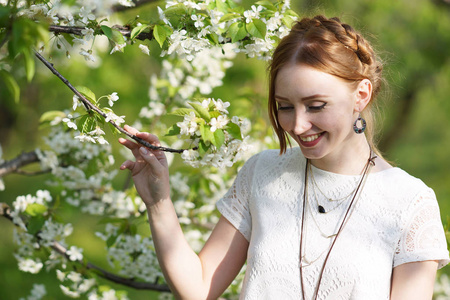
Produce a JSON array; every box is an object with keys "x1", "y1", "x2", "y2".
[{"x1": 299, "y1": 149, "x2": 377, "y2": 300}]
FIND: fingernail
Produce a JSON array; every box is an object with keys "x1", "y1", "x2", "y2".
[{"x1": 139, "y1": 147, "x2": 148, "y2": 155}]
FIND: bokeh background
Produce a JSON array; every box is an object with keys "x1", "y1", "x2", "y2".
[{"x1": 1, "y1": 0, "x2": 450, "y2": 298}]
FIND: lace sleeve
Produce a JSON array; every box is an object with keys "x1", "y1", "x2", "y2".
[
  {"x1": 216, "y1": 154, "x2": 259, "y2": 242},
  {"x1": 394, "y1": 187, "x2": 450, "y2": 269}
]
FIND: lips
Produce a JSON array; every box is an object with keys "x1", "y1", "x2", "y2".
[{"x1": 298, "y1": 132, "x2": 323, "y2": 147}]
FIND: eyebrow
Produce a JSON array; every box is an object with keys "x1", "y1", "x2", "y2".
[{"x1": 274, "y1": 94, "x2": 328, "y2": 101}]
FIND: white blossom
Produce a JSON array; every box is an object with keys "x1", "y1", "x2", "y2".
[
  {"x1": 60, "y1": 285, "x2": 80, "y2": 298},
  {"x1": 72, "y1": 95, "x2": 81, "y2": 110},
  {"x1": 243, "y1": 5, "x2": 263, "y2": 23},
  {"x1": 75, "y1": 134, "x2": 96, "y2": 143},
  {"x1": 213, "y1": 98, "x2": 230, "y2": 114},
  {"x1": 66, "y1": 246, "x2": 83, "y2": 261},
  {"x1": 81, "y1": 27, "x2": 95, "y2": 41},
  {"x1": 104, "y1": 111, "x2": 125, "y2": 125},
  {"x1": 107, "y1": 92, "x2": 119, "y2": 107},
  {"x1": 17, "y1": 257, "x2": 43, "y2": 274},
  {"x1": 79, "y1": 6, "x2": 95, "y2": 24},
  {"x1": 110, "y1": 43, "x2": 126, "y2": 54},
  {"x1": 62, "y1": 114, "x2": 78, "y2": 130},
  {"x1": 79, "y1": 48, "x2": 95, "y2": 61},
  {"x1": 191, "y1": 14, "x2": 205, "y2": 28},
  {"x1": 210, "y1": 115, "x2": 229, "y2": 132},
  {"x1": 139, "y1": 44, "x2": 150, "y2": 55}
]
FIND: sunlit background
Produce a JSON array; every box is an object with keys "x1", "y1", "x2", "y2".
[{"x1": 1, "y1": 0, "x2": 450, "y2": 299}]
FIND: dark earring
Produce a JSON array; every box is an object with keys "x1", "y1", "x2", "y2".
[{"x1": 353, "y1": 114, "x2": 366, "y2": 134}]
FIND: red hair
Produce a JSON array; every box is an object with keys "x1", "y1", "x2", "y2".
[{"x1": 268, "y1": 15, "x2": 384, "y2": 155}]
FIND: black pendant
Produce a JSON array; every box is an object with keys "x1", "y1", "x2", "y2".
[{"x1": 318, "y1": 205, "x2": 326, "y2": 214}]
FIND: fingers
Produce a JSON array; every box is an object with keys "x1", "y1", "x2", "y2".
[
  {"x1": 138, "y1": 147, "x2": 167, "y2": 175},
  {"x1": 135, "y1": 131, "x2": 161, "y2": 147},
  {"x1": 120, "y1": 160, "x2": 135, "y2": 171}
]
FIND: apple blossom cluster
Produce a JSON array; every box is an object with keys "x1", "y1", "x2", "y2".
[
  {"x1": 37, "y1": 122, "x2": 148, "y2": 218},
  {"x1": 19, "y1": 284, "x2": 47, "y2": 300},
  {"x1": 140, "y1": 44, "x2": 236, "y2": 121},
  {"x1": 56, "y1": 268, "x2": 130, "y2": 299},
  {"x1": 95, "y1": 223, "x2": 163, "y2": 283},
  {"x1": 168, "y1": 98, "x2": 251, "y2": 168}
]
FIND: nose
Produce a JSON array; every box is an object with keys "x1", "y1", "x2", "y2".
[{"x1": 292, "y1": 110, "x2": 312, "y2": 135}]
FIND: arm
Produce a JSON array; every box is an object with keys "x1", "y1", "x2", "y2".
[
  {"x1": 119, "y1": 125, "x2": 248, "y2": 299},
  {"x1": 390, "y1": 260, "x2": 438, "y2": 300}
]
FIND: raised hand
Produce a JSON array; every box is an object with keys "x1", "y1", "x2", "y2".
[{"x1": 119, "y1": 125, "x2": 170, "y2": 207}]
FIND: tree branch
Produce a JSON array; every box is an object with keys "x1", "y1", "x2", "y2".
[
  {"x1": 49, "y1": 25, "x2": 154, "y2": 41},
  {"x1": 34, "y1": 51, "x2": 188, "y2": 153},
  {"x1": 0, "y1": 202, "x2": 171, "y2": 292},
  {"x1": 0, "y1": 150, "x2": 40, "y2": 178}
]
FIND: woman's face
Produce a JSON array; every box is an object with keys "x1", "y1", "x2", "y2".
[{"x1": 275, "y1": 64, "x2": 361, "y2": 164}]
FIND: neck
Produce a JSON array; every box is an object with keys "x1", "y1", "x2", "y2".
[{"x1": 309, "y1": 135, "x2": 372, "y2": 175}]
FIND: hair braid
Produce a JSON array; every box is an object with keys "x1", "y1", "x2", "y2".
[{"x1": 268, "y1": 15, "x2": 385, "y2": 156}]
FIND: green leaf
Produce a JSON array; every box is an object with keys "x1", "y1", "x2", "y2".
[
  {"x1": 209, "y1": 111, "x2": 221, "y2": 119},
  {"x1": 282, "y1": 9, "x2": 299, "y2": 27},
  {"x1": 39, "y1": 110, "x2": 66, "y2": 124},
  {"x1": 215, "y1": 0, "x2": 229, "y2": 13},
  {"x1": 255, "y1": 0, "x2": 276, "y2": 10},
  {"x1": 226, "y1": 0, "x2": 239, "y2": 9},
  {"x1": 101, "y1": 25, "x2": 125, "y2": 45},
  {"x1": 168, "y1": 108, "x2": 195, "y2": 117},
  {"x1": 198, "y1": 139, "x2": 209, "y2": 155},
  {"x1": 77, "y1": 114, "x2": 97, "y2": 133},
  {"x1": 189, "y1": 102, "x2": 211, "y2": 122},
  {"x1": 246, "y1": 19, "x2": 266, "y2": 39},
  {"x1": 0, "y1": 70, "x2": 20, "y2": 103},
  {"x1": 219, "y1": 13, "x2": 241, "y2": 23},
  {"x1": 25, "y1": 203, "x2": 48, "y2": 217},
  {"x1": 164, "y1": 3, "x2": 187, "y2": 16},
  {"x1": 165, "y1": 124, "x2": 181, "y2": 136},
  {"x1": 22, "y1": 49, "x2": 35, "y2": 82},
  {"x1": 76, "y1": 86, "x2": 96, "y2": 103},
  {"x1": 228, "y1": 22, "x2": 247, "y2": 43},
  {"x1": 226, "y1": 122, "x2": 242, "y2": 140},
  {"x1": 213, "y1": 129, "x2": 225, "y2": 148},
  {"x1": 153, "y1": 24, "x2": 173, "y2": 48},
  {"x1": 200, "y1": 123, "x2": 214, "y2": 144},
  {"x1": 130, "y1": 24, "x2": 150, "y2": 40},
  {"x1": 106, "y1": 234, "x2": 118, "y2": 247},
  {"x1": 27, "y1": 216, "x2": 46, "y2": 235}
]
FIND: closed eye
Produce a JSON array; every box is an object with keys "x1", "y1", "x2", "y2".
[
  {"x1": 308, "y1": 103, "x2": 327, "y2": 111},
  {"x1": 278, "y1": 105, "x2": 294, "y2": 111}
]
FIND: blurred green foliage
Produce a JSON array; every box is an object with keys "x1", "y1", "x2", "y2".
[{"x1": 1, "y1": 0, "x2": 450, "y2": 299}]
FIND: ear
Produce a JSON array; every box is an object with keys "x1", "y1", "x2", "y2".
[{"x1": 354, "y1": 79, "x2": 372, "y2": 112}]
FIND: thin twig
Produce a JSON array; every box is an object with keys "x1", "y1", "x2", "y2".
[
  {"x1": 49, "y1": 25, "x2": 154, "y2": 41},
  {"x1": 0, "y1": 151, "x2": 40, "y2": 177},
  {"x1": 34, "y1": 51, "x2": 188, "y2": 153},
  {"x1": 0, "y1": 202, "x2": 171, "y2": 292},
  {"x1": 13, "y1": 169, "x2": 51, "y2": 176}
]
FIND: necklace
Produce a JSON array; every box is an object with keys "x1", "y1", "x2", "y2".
[
  {"x1": 299, "y1": 149, "x2": 376, "y2": 300},
  {"x1": 309, "y1": 163, "x2": 359, "y2": 214}
]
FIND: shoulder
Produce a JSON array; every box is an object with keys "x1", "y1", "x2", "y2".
[{"x1": 370, "y1": 166, "x2": 437, "y2": 213}]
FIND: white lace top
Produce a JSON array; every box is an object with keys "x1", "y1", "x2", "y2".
[{"x1": 217, "y1": 148, "x2": 449, "y2": 300}]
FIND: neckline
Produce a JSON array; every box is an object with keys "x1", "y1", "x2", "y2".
[{"x1": 310, "y1": 161, "x2": 398, "y2": 178}]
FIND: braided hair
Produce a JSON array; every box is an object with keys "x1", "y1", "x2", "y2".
[{"x1": 269, "y1": 15, "x2": 384, "y2": 155}]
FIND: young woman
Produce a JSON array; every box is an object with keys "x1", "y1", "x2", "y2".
[{"x1": 119, "y1": 15, "x2": 449, "y2": 299}]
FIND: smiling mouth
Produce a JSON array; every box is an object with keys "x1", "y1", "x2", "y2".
[{"x1": 299, "y1": 133, "x2": 323, "y2": 142}]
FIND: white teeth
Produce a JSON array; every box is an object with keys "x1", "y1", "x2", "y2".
[{"x1": 300, "y1": 133, "x2": 321, "y2": 142}]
